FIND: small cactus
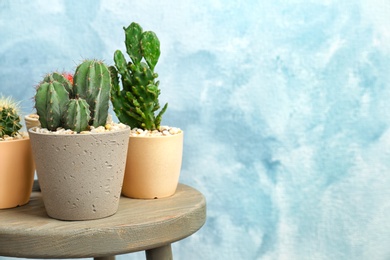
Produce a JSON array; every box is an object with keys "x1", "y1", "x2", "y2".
[
  {"x1": 0, "y1": 96, "x2": 22, "y2": 138},
  {"x1": 34, "y1": 60, "x2": 112, "y2": 133},
  {"x1": 110, "y1": 22, "x2": 168, "y2": 131},
  {"x1": 63, "y1": 98, "x2": 91, "y2": 133}
]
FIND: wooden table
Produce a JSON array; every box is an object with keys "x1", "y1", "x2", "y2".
[{"x1": 0, "y1": 182, "x2": 206, "y2": 260}]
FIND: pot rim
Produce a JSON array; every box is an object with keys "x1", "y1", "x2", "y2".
[
  {"x1": 129, "y1": 130, "x2": 184, "y2": 139},
  {"x1": 24, "y1": 114, "x2": 39, "y2": 120},
  {"x1": 0, "y1": 136, "x2": 30, "y2": 143},
  {"x1": 28, "y1": 125, "x2": 130, "y2": 137}
]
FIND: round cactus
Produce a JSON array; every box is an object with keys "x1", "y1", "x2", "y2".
[{"x1": 0, "y1": 96, "x2": 22, "y2": 138}]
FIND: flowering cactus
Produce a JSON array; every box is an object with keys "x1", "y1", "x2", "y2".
[{"x1": 34, "y1": 60, "x2": 112, "y2": 132}]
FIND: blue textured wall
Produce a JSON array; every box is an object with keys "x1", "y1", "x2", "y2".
[{"x1": 1, "y1": 1, "x2": 390, "y2": 259}]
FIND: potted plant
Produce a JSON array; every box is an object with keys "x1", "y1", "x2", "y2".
[
  {"x1": 0, "y1": 96, "x2": 35, "y2": 209},
  {"x1": 29, "y1": 60, "x2": 130, "y2": 220},
  {"x1": 110, "y1": 22, "x2": 183, "y2": 199}
]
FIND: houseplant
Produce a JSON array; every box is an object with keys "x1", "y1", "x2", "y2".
[
  {"x1": 110, "y1": 22, "x2": 183, "y2": 199},
  {"x1": 29, "y1": 60, "x2": 130, "y2": 220},
  {"x1": 0, "y1": 96, "x2": 35, "y2": 209}
]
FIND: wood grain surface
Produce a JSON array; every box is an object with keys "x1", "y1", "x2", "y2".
[{"x1": 0, "y1": 184, "x2": 206, "y2": 259}]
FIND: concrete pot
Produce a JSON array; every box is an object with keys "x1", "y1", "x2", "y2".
[
  {"x1": 122, "y1": 131, "x2": 183, "y2": 199},
  {"x1": 0, "y1": 138, "x2": 35, "y2": 209},
  {"x1": 28, "y1": 127, "x2": 130, "y2": 220}
]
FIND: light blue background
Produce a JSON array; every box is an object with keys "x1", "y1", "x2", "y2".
[{"x1": 1, "y1": 0, "x2": 390, "y2": 259}]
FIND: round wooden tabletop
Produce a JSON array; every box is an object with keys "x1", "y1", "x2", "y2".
[{"x1": 0, "y1": 183, "x2": 206, "y2": 259}]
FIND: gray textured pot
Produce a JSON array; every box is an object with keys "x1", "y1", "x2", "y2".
[{"x1": 29, "y1": 127, "x2": 130, "y2": 221}]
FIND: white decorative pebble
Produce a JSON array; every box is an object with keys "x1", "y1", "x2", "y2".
[
  {"x1": 23, "y1": 123, "x2": 183, "y2": 138},
  {"x1": 128, "y1": 126, "x2": 182, "y2": 137},
  {"x1": 26, "y1": 122, "x2": 133, "y2": 135},
  {"x1": 0, "y1": 132, "x2": 29, "y2": 141}
]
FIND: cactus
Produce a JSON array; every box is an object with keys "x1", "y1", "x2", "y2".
[
  {"x1": 34, "y1": 60, "x2": 112, "y2": 133},
  {"x1": 73, "y1": 60, "x2": 111, "y2": 127},
  {"x1": 63, "y1": 99, "x2": 91, "y2": 133},
  {"x1": 35, "y1": 77, "x2": 70, "y2": 130},
  {"x1": 43, "y1": 72, "x2": 74, "y2": 97},
  {"x1": 0, "y1": 96, "x2": 22, "y2": 138},
  {"x1": 110, "y1": 22, "x2": 168, "y2": 130}
]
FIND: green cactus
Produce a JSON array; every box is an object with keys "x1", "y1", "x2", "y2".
[
  {"x1": 35, "y1": 77, "x2": 70, "y2": 130},
  {"x1": 34, "y1": 60, "x2": 112, "y2": 133},
  {"x1": 73, "y1": 60, "x2": 111, "y2": 127},
  {"x1": 110, "y1": 22, "x2": 168, "y2": 131},
  {"x1": 0, "y1": 96, "x2": 22, "y2": 138},
  {"x1": 43, "y1": 72, "x2": 73, "y2": 97},
  {"x1": 63, "y1": 99, "x2": 91, "y2": 133}
]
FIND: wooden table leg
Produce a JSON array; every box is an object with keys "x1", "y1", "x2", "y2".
[
  {"x1": 145, "y1": 244, "x2": 173, "y2": 260},
  {"x1": 94, "y1": 256, "x2": 115, "y2": 260}
]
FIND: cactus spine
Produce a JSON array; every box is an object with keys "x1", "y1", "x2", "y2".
[
  {"x1": 0, "y1": 96, "x2": 22, "y2": 138},
  {"x1": 110, "y1": 22, "x2": 168, "y2": 130},
  {"x1": 34, "y1": 60, "x2": 112, "y2": 132}
]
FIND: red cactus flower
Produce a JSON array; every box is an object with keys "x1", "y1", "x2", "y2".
[{"x1": 62, "y1": 72, "x2": 73, "y2": 85}]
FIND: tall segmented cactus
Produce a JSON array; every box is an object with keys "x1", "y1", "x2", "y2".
[
  {"x1": 73, "y1": 60, "x2": 111, "y2": 127},
  {"x1": 0, "y1": 96, "x2": 22, "y2": 138},
  {"x1": 34, "y1": 60, "x2": 112, "y2": 132},
  {"x1": 110, "y1": 22, "x2": 168, "y2": 130}
]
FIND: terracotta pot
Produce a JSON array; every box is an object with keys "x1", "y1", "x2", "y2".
[
  {"x1": 122, "y1": 131, "x2": 183, "y2": 199},
  {"x1": 28, "y1": 127, "x2": 130, "y2": 220},
  {"x1": 24, "y1": 114, "x2": 40, "y2": 131},
  {"x1": 0, "y1": 138, "x2": 35, "y2": 209}
]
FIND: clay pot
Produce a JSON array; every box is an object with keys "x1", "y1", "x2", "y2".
[
  {"x1": 24, "y1": 114, "x2": 40, "y2": 131},
  {"x1": 28, "y1": 127, "x2": 130, "y2": 220},
  {"x1": 122, "y1": 131, "x2": 183, "y2": 199},
  {"x1": 0, "y1": 138, "x2": 35, "y2": 209}
]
